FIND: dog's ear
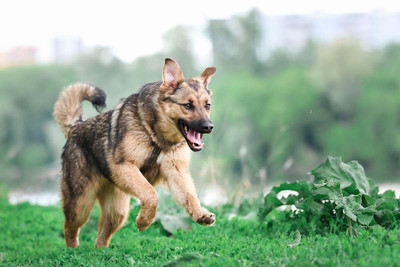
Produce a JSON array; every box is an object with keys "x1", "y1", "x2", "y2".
[
  {"x1": 201, "y1": 67, "x2": 217, "y2": 87},
  {"x1": 161, "y1": 58, "x2": 184, "y2": 92}
]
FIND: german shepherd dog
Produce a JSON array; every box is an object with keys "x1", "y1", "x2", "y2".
[{"x1": 53, "y1": 58, "x2": 216, "y2": 248}]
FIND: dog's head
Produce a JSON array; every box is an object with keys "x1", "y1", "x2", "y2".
[{"x1": 160, "y1": 58, "x2": 216, "y2": 152}]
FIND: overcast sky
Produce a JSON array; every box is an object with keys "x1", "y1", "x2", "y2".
[{"x1": 2, "y1": 0, "x2": 400, "y2": 63}]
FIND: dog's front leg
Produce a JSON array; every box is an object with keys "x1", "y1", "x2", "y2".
[
  {"x1": 162, "y1": 163, "x2": 215, "y2": 226},
  {"x1": 110, "y1": 163, "x2": 158, "y2": 231}
]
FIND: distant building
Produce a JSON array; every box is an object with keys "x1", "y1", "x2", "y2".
[
  {"x1": 260, "y1": 11, "x2": 400, "y2": 57},
  {"x1": 53, "y1": 36, "x2": 83, "y2": 62},
  {"x1": 0, "y1": 46, "x2": 37, "y2": 69}
]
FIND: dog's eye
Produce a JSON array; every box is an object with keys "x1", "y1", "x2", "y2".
[
  {"x1": 205, "y1": 103, "x2": 211, "y2": 110},
  {"x1": 184, "y1": 103, "x2": 193, "y2": 110}
]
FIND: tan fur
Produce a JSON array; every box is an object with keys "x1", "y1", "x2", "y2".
[
  {"x1": 160, "y1": 145, "x2": 209, "y2": 220},
  {"x1": 95, "y1": 182, "x2": 130, "y2": 248},
  {"x1": 54, "y1": 58, "x2": 217, "y2": 248}
]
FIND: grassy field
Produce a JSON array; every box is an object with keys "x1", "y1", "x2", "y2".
[{"x1": 1, "y1": 198, "x2": 400, "y2": 267}]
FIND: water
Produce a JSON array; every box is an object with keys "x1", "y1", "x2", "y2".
[
  {"x1": 7, "y1": 183, "x2": 400, "y2": 206},
  {"x1": 8, "y1": 191, "x2": 60, "y2": 206}
]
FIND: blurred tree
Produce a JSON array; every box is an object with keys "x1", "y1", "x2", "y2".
[
  {"x1": 198, "y1": 67, "x2": 319, "y2": 186},
  {"x1": 295, "y1": 39, "x2": 318, "y2": 67},
  {"x1": 311, "y1": 38, "x2": 373, "y2": 120},
  {"x1": 235, "y1": 9, "x2": 263, "y2": 73},
  {"x1": 208, "y1": 8, "x2": 264, "y2": 73},
  {"x1": 131, "y1": 25, "x2": 198, "y2": 90},
  {"x1": 207, "y1": 19, "x2": 236, "y2": 69},
  {"x1": 3, "y1": 15, "x2": 400, "y2": 194},
  {"x1": 162, "y1": 25, "x2": 198, "y2": 76},
  {"x1": 241, "y1": 68, "x2": 318, "y2": 180},
  {"x1": 131, "y1": 52, "x2": 166, "y2": 89},
  {"x1": 265, "y1": 39, "x2": 317, "y2": 75},
  {"x1": 0, "y1": 65, "x2": 77, "y2": 171},
  {"x1": 266, "y1": 49, "x2": 293, "y2": 74},
  {"x1": 320, "y1": 44, "x2": 400, "y2": 180},
  {"x1": 73, "y1": 47, "x2": 134, "y2": 109}
]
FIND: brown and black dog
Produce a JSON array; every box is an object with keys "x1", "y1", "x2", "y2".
[{"x1": 53, "y1": 58, "x2": 216, "y2": 248}]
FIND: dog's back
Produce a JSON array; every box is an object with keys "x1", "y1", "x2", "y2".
[{"x1": 54, "y1": 83, "x2": 114, "y2": 192}]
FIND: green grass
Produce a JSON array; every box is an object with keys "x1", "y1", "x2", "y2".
[{"x1": 1, "y1": 199, "x2": 400, "y2": 266}]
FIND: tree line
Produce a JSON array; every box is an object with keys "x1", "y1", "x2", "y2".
[{"x1": 1, "y1": 9, "x2": 400, "y2": 191}]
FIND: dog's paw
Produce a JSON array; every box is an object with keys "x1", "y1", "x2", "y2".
[
  {"x1": 136, "y1": 216, "x2": 152, "y2": 231},
  {"x1": 196, "y1": 213, "x2": 215, "y2": 226}
]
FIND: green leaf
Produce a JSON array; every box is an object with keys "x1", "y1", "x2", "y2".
[
  {"x1": 357, "y1": 206, "x2": 377, "y2": 225},
  {"x1": 311, "y1": 156, "x2": 378, "y2": 195},
  {"x1": 287, "y1": 230, "x2": 301, "y2": 248},
  {"x1": 382, "y1": 190, "x2": 396, "y2": 199},
  {"x1": 375, "y1": 210, "x2": 399, "y2": 228},
  {"x1": 362, "y1": 194, "x2": 376, "y2": 207},
  {"x1": 280, "y1": 194, "x2": 300, "y2": 205},
  {"x1": 295, "y1": 197, "x2": 323, "y2": 214},
  {"x1": 271, "y1": 181, "x2": 313, "y2": 198},
  {"x1": 259, "y1": 156, "x2": 400, "y2": 231},
  {"x1": 329, "y1": 192, "x2": 376, "y2": 225},
  {"x1": 259, "y1": 181, "x2": 312, "y2": 223},
  {"x1": 375, "y1": 199, "x2": 397, "y2": 211},
  {"x1": 258, "y1": 191, "x2": 284, "y2": 223},
  {"x1": 313, "y1": 187, "x2": 332, "y2": 200},
  {"x1": 163, "y1": 252, "x2": 204, "y2": 266},
  {"x1": 155, "y1": 188, "x2": 192, "y2": 234},
  {"x1": 157, "y1": 214, "x2": 192, "y2": 234}
]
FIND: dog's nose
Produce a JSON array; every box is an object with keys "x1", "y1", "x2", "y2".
[{"x1": 202, "y1": 121, "x2": 214, "y2": 133}]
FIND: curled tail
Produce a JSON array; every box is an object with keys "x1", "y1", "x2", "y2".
[{"x1": 53, "y1": 82, "x2": 106, "y2": 137}]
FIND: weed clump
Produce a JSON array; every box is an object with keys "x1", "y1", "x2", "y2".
[{"x1": 258, "y1": 156, "x2": 400, "y2": 234}]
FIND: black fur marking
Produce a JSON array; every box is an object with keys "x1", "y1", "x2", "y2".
[
  {"x1": 116, "y1": 155, "x2": 125, "y2": 164},
  {"x1": 68, "y1": 112, "x2": 114, "y2": 183},
  {"x1": 186, "y1": 79, "x2": 200, "y2": 91},
  {"x1": 61, "y1": 148, "x2": 76, "y2": 199},
  {"x1": 146, "y1": 99, "x2": 159, "y2": 136},
  {"x1": 61, "y1": 139, "x2": 96, "y2": 200},
  {"x1": 112, "y1": 96, "x2": 133, "y2": 155},
  {"x1": 90, "y1": 87, "x2": 107, "y2": 112},
  {"x1": 138, "y1": 81, "x2": 163, "y2": 94},
  {"x1": 140, "y1": 144, "x2": 161, "y2": 174},
  {"x1": 107, "y1": 110, "x2": 113, "y2": 149},
  {"x1": 161, "y1": 96, "x2": 179, "y2": 104},
  {"x1": 80, "y1": 143, "x2": 112, "y2": 181},
  {"x1": 172, "y1": 86, "x2": 182, "y2": 95},
  {"x1": 170, "y1": 81, "x2": 185, "y2": 95}
]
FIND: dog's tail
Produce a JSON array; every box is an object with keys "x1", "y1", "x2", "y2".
[{"x1": 53, "y1": 83, "x2": 106, "y2": 137}]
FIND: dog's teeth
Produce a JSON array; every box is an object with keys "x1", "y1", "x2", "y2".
[{"x1": 185, "y1": 126, "x2": 188, "y2": 132}]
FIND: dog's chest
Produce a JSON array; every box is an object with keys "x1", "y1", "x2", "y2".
[{"x1": 142, "y1": 153, "x2": 164, "y2": 185}]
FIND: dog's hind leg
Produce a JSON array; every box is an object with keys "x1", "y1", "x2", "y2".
[
  {"x1": 62, "y1": 182, "x2": 97, "y2": 248},
  {"x1": 95, "y1": 183, "x2": 130, "y2": 248}
]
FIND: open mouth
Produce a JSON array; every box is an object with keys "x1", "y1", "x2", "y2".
[{"x1": 178, "y1": 120, "x2": 205, "y2": 152}]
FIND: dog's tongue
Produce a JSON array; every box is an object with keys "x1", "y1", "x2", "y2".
[{"x1": 187, "y1": 129, "x2": 203, "y2": 146}]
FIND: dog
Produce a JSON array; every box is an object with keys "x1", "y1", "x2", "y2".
[{"x1": 53, "y1": 58, "x2": 217, "y2": 248}]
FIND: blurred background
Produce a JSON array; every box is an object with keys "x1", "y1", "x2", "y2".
[{"x1": 1, "y1": 0, "x2": 400, "y2": 204}]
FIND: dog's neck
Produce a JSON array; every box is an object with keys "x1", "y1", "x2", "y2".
[
  {"x1": 141, "y1": 117, "x2": 182, "y2": 149},
  {"x1": 137, "y1": 103, "x2": 184, "y2": 152}
]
